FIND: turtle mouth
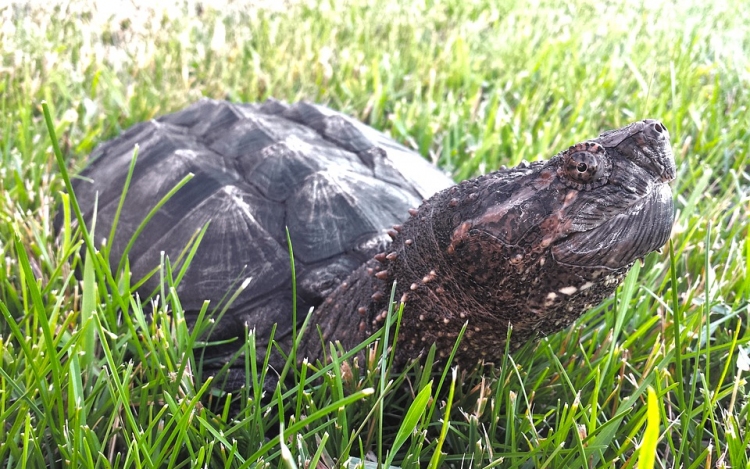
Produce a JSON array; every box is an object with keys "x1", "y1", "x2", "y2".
[
  {"x1": 622, "y1": 119, "x2": 676, "y2": 184},
  {"x1": 551, "y1": 182, "x2": 674, "y2": 269},
  {"x1": 644, "y1": 144, "x2": 676, "y2": 184},
  {"x1": 658, "y1": 160, "x2": 676, "y2": 183}
]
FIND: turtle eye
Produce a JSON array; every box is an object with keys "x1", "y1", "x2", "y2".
[{"x1": 558, "y1": 142, "x2": 612, "y2": 190}]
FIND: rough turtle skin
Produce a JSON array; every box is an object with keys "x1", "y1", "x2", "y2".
[{"x1": 68, "y1": 99, "x2": 676, "y2": 384}]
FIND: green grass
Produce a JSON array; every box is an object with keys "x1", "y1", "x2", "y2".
[{"x1": 1, "y1": 0, "x2": 749, "y2": 467}]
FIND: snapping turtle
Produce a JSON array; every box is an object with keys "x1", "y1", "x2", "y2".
[{"x1": 68, "y1": 99, "x2": 675, "y2": 382}]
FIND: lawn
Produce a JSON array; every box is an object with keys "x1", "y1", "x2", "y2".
[{"x1": 0, "y1": 0, "x2": 748, "y2": 467}]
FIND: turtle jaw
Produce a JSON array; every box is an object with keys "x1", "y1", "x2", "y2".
[{"x1": 551, "y1": 182, "x2": 675, "y2": 270}]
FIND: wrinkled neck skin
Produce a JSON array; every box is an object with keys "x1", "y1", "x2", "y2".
[{"x1": 303, "y1": 119, "x2": 676, "y2": 369}]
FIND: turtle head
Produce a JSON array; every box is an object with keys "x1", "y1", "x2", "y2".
[
  {"x1": 548, "y1": 118, "x2": 676, "y2": 269},
  {"x1": 446, "y1": 119, "x2": 676, "y2": 273}
]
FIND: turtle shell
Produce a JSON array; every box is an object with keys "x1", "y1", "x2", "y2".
[{"x1": 72, "y1": 99, "x2": 453, "y2": 352}]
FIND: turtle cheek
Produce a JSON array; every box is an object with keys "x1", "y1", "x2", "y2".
[{"x1": 551, "y1": 183, "x2": 674, "y2": 269}]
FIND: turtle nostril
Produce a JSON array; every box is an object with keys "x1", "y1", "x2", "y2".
[{"x1": 648, "y1": 121, "x2": 669, "y2": 139}]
